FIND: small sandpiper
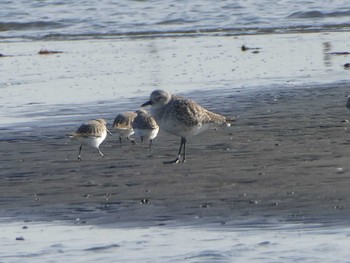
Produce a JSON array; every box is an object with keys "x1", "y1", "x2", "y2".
[
  {"x1": 132, "y1": 109, "x2": 159, "y2": 149},
  {"x1": 113, "y1": 111, "x2": 137, "y2": 146},
  {"x1": 71, "y1": 118, "x2": 111, "y2": 161}
]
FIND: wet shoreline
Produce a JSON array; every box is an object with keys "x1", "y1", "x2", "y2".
[
  {"x1": 2, "y1": 31, "x2": 350, "y2": 127},
  {"x1": 1, "y1": 82, "x2": 350, "y2": 228}
]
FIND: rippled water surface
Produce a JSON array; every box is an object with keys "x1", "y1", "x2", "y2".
[
  {"x1": 2, "y1": 221, "x2": 350, "y2": 263},
  {"x1": 1, "y1": 0, "x2": 350, "y2": 39}
]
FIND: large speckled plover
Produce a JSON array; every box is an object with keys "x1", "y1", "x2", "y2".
[
  {"x1": 71, "y1": 118, "x2": 111, "y2": 161},
  {"x1": 132, "y1": 109, "x2": 159, "y2": 148},
  {"x1": 113, "y1": 111, "x2": 137, "y2": 146},
  {"x1": 142, "y1": 89, "x2": 233, "y2": 164}
]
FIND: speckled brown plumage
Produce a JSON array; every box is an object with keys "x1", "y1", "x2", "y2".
[
  {"x1": 132, "y1": 109, "x2": 159, "y2": 148},
  {"x1": 141, "y1": 89, "x2": 231, "y2": 163},
  {"x1": 132, "y1": 109, "x2": 159, "y2": 130},
  {"x1": 74, "y1": 119, "x2": 108, "y2": 138},
  {"x1": 72, "y1": 118, "x2": 110, "y2": 160},
  {"x1": 113, "y1": 111, "x2": 137, "y2": 146},
  {"x1": 113, "y1": 111, "x2": 137, "y2": 130}
]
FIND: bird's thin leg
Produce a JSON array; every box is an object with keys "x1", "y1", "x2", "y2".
[
  {"x1": 181, "y1": 137, "x2": 187, "y2": 163},
  {"x1": 98, "y1": 147, "x2": 104, "y2": 158},
  {"x1": 141, "y1": 136, "x2": 144, "y2": 148},
  {"x1": 119, "y1": 136, "x2": 123, "y2": 147},
  {"x1": 177, "y1": 137, "x2": 185, "y2": 160},
  {"x1": 164, "y1": 137, "x2": 185, "y2": 164},
  {"x1": 78, "y1": 145, "x2": 82, "y2": 161},
  {"x1": 149, "y1": 139, "x2": 153, "y2": 149}
]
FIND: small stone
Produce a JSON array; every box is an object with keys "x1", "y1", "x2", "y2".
[
  {"x1": 16, "y1": 236, "x2": 25, "y2": 241},
  {"x1": 344, "y1": 63, "x2": 350, "y2": 69},
  {"x1": 336, "y1": 167, "x2": 344, "y2": 173},
  {"x1": 38, "y1": 49, "x2": 63, "y2": 55},
  {"x1": 140, "y1": 199, "x2": 150, "y2": 204}
]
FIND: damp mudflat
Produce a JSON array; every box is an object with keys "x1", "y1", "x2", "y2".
[{"x1": 2, "y1": 30, "x2": 350, "y2": 261}]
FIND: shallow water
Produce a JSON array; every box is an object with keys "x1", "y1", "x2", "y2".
[
  {"x1": 1, "y1": 32, "x2": 349, "y2": 128},
  {"x1": 1, "y1": 221, "x2": 350, "y2": 263},
  {"x1": 1, "y1": 0, "x2": 350, "y2": 40}
]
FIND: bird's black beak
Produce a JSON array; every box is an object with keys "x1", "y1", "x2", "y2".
[{"x1": 141, "y1": 100, "x2": 152, "y2": 107}]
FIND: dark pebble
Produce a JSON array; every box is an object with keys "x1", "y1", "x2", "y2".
[{"x1": 140, "y1": 199, "x2": 150, "y2": 204}]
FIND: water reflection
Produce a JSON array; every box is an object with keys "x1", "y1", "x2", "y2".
[{"x1": 323, "y1": 41, "x2": 332, "y2": 68}]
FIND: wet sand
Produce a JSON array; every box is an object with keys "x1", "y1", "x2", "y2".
[{"x1": 1, "y1": 83, "x2": 350, "y2": 227}]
